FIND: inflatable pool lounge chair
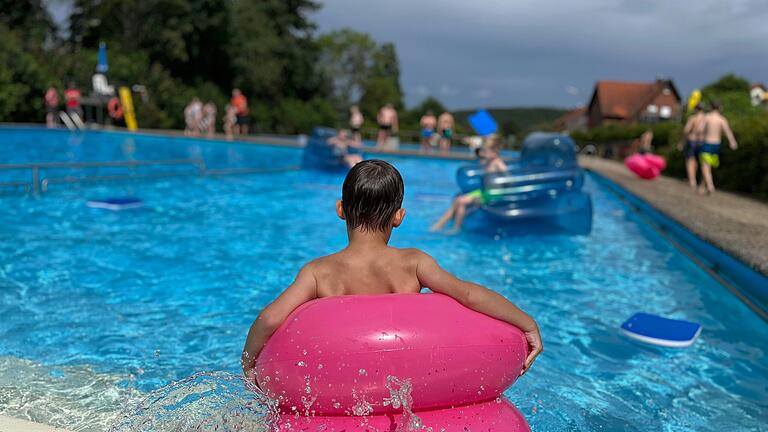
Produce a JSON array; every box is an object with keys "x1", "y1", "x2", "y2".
[
  {"x1": 86, "y1": 197, "x2": 144, "y2": 210},
  {"x1": 457, "y1": 133, "x2": 593, "y2": 233},
  {"x1": 301, "y1": 126, "x2": 362, "y2": 171},
  {"x1": 620, "y1": 312, "x2": 702, "y2": 348}
]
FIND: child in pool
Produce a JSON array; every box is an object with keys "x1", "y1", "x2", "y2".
[
  {"x1": 430, "y1": 138, "x2": 507, "y2": 234},
  {"x1": 327, "y1": 129, "x2": 363, "y2": 168},
  {"x1": 242, "y1": 160, "x2": 542, "y2": 381}
]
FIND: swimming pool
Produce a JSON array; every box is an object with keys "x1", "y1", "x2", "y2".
[{"x1": 0, "y1": 127, "x2": 765, "y2": 431}]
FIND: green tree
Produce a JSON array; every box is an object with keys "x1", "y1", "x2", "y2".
[
  {"x1": 699, "y1": 74, "x2": 753, "y2": 116},
  {"x1": 69, "y1": 0, "x2": 232, "y2": 88},
  {"x1": 359, "y1": 77, "x2": 402, "y2": 121},
  {"x1": 317, "y1": 29, "x2": 377, "y2": 115},
  {"x1": 229, "y1": 0, "x2": 324, "y2": 101},
  {"x1": 0, "y1": 24, "x2": 53, "y2": 122}
]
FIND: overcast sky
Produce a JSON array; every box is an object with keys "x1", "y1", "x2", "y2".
[
  {"x1": 314, "y1": 0, "x2": 768, "y2": 109},
  {"x1": 46, "y1": 0, "x2": 768, "y2": 110}
]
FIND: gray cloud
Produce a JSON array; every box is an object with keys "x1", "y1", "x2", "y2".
[{"x1": 315, "y1": 0, "x2": 768, "y2": 109}]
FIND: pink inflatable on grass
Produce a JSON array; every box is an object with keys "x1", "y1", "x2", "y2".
[
  {"x1": 255, "y1": 293, "x2": 531, "y2": 431},
  {"x1": 625, "y1": 153, "x2": 665, "y2": 179}
]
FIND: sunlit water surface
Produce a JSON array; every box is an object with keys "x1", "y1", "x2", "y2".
[{"x1": 0, "y1": 128, "x2": 766, "y2": 431}]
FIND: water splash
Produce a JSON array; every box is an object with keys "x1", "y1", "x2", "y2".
[
  {"x1": 108, "y1": 371, "x2": 278, "y2": 432},
  {"x1": 384, "y1": 376, "x2": 424, "y2": 432}
]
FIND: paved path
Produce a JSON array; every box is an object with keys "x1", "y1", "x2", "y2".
[
  {"x1": 580, "y1": 156, "x2": 768, "y2": 276},
  {"x1": 0, "y1": 416, "x2": 69, "y2": 432}
]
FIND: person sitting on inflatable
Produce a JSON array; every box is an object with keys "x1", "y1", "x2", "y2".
[
  {"x1": 242, "y1": 159, "x2": 542, "y2": 381},
  {"x1": 327, "y1": 129, "x2": 364, "y2": 168},
  {"x1": 430, "y1": 137, "x2": 507, "y2": 234}
]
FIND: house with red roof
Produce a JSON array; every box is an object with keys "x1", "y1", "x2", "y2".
[
  {"x1": 750, "y1": 83, "x2": 766, "y2": 107},
  {"x1": 586, "y1": 79, "x2": 681, "y2": 129},
  {"x1": 553, "y1": 106, "x2": 587, "y2": 133}
]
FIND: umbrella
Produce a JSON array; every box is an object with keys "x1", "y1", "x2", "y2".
[{"x1": 97, "y1": 42, "x2": 109, "y2": 73}]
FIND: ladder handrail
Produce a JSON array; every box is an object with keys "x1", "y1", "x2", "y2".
[
  {"x1": 0, "y1": 158, "x2": 206, "y2": 194},
  {"x1": 0, "y1": 158, "x2": 205, "y2": 170}
]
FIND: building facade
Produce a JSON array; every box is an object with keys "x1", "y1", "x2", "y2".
[{"x1": 586, "y1": 79, "x2": 682, "y2": 129}]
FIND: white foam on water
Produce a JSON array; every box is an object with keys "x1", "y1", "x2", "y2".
[{"x1": 0, "y1": 356, "x2": 140, "y2": 431}]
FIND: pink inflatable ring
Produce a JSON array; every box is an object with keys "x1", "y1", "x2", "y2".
[{"x1": 255, "y1": 293, "x2": 531, "y2": 431}]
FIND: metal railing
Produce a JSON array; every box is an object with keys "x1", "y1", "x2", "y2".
[{"x1": 0, "y1": 158, "x2": 206, "y2": 194}]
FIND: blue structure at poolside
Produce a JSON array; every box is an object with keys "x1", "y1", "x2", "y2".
[
  {"x1": 301, "y1": 127, "x2": 361, "y2": 172},
  {"x1": 620, "y1": 313, "x2": 702, "y2": 348},
  {"x1": 457, "y1": 133, "x2": 592, "y2": 234},
  {"x1": 87, "y1": 197, "x2": 144, "y2": 211},
  {"x1": 468, "y1": 109, "x2": 498, "y2": 137}
]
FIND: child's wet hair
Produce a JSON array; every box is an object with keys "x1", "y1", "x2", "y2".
[{"x1": 342, "y1": 160, "x2": 404, "y2": 232}]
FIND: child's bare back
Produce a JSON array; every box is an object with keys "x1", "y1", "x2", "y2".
[{"x1": 312, "y1": 247, "x2": 422, "y2": 297}]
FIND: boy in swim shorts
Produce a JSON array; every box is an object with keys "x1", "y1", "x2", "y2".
[
  {"x1": 430, "y1": 138, "x2": 507, "y2": 234},
  {"x1": 242, "y1": 159, "x2": 542, "y2": 381},
  {"x1": 699, "y1": 100, "x2": 737, "y2": 194}
]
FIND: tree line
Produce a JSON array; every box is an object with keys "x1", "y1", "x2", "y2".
[{"x1": 0, "y1": 0, "x2": 432, "y2": 134}]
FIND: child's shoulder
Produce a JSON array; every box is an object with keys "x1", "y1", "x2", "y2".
[{"x1": 390, "y1": 247, "x2": 432, "y2": 262}]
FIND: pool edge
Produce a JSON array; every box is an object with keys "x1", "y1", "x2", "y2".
[
  {"x1": 0, "y1": 415, "x2": 72, "y2": 432},
  {"x1": 587, "y1": 169, "x2": 768, "y2": 321}
]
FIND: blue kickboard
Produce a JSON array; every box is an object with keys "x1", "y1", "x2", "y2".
[
  {"x1": 468, "y1": 109, "x2": 498, "y2": 136},
  {"x1": 87, "y1": 197, "x2": 144, "y2": 210},
  {"x1": 620, "y1": 313, "x2": 702, "y2": 348}
]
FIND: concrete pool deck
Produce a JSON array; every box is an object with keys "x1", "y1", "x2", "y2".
[
  {"x1": 580, "y1": 156, "x2": 768, "y2": 277},
  {"x1": 0, "y1": 416, "x2": 70, "y2": 432}
]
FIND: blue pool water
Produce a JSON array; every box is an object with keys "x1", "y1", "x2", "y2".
[{"x1": 0, "y1": 127, "x2": 766, "y2": 431}]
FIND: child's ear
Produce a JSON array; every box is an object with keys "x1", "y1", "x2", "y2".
[
  {"x1": 336, "y1": 200, "x2": 345, "y2": 220},
  {"x1": 392, "y1": 208, "x2": 406, "y2": 227}
]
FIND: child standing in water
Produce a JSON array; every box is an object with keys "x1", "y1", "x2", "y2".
[
  {"x1": 242, "y1": 160, "x2": 542, "y2": 381},
  {"x1": 430, "y1": 138, "x2": 507, "y2": 234}
]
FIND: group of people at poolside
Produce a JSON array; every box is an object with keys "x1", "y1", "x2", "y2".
[
  {"x1": 346, "y1": 104, "x2": 457, "y2": 153},
  {"x1": 681, "y1": 100, "x2": 738, "y2": 195},
  {"x1": 183, "y1": 89, "x2": 250, "y2": 140},
  {"x1": 419, "y1": 110, "x2": 455, "y2": 153},
  {"x1": 44, "y1": 84, "x2": 84, "y2": 128}
]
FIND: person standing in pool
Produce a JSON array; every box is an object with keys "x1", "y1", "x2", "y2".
[
  {"x1": 419, "y1": 111, "x2": 437, "y2": 153},
  {"x1": 242, "y1": 159, "x2": 542, "y2": 380},
  {"x1": 231, "y1": 89, "x2": 249, "y2": 136},
  {"x1": 681, "y1": 104, "x2": 706, "y2": 190},
  {"x1": 376, "y1": 103, "x2": 398, "y2": 148},
  {"x1": 44, "y1": 86, "x2": 59, "y2": 128},
  {"x1": 430, "y1": 138, "x2": 507, "y2": 234},
  {"x1": 699, "y1": 101, "x2": 738, "y2": 195},
  {"x1": 437, "y1": 111, "x2": 454, "y2": 153},
  {"x1": 349, "y1": 105, "x2": 364, "y2": 143}
]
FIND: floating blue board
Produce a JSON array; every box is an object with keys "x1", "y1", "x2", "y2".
[
  {"x1": 620, "y1": 313, "x2": 702, "y2": 348},
  {"x1": 468, "y1": 109, "x2": 498, "y2": 136},
  {"x1": 87, "y1": 197, "x2": 144, "y2": 211}
]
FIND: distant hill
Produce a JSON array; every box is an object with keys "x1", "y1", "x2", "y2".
[{"x1": 453, "y1": 107, "x2": 568, "y2": 136}]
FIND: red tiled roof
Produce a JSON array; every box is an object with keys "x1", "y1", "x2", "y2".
[
  {"x1": 554, "y1": 106, "x2": 586, "y2": 127},
  {"x1": 590, "y1": 80, "x2": 679, "y2": 120}
]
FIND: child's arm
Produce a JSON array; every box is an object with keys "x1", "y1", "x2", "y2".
[
  {"x1": 723, "y1": 119, "x2": 738, "y2": 150},
  {"x1": 241, "y1": 264, "x2": 318, "y2": 381},
  {"x1": 416, "y1": 252, "x2": 542, "y2": 375}
]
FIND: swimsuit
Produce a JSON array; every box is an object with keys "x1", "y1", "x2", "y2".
[
  {"x1": 683, "y1": 140, "x2": 700, "y2": 159},
  {"x1": 379, "y1": 123, "x2": 392, "y2": 131},
  {"x1": 421, "y1": 128, "x2": 435, "y2": 139},
  {"x1": 466, "y1": 189, "x2": 488, "y2": 205},
  {"x1": 441, "y1": 128, "x2": 453, "y2": 139},
  {"x1": 699, "y1": 143, "x2": 720, "y2": 168}
]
